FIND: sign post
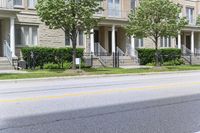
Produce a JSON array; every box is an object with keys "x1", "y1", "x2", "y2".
[{"x1": 76, "y1": 58, "x2": 81, "y2": 70}]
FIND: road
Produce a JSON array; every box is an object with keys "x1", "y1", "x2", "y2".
[{"x1": 1, "y1": 72, "x2": 200, "y2": 133}]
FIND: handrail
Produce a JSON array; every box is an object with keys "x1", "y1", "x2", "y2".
[
  {"x1": 94, "y1": 42, "x2": 110, "y2": 66},
  {"x1": 181, "y1": 45, "x2": 191, "y2": 55},
  {"x1": 195, "y1": 48, "x2": 200, "y2": 56},
  {"x1": 3, "y1": 40, "x2": 12, "y2": 65},
  {"x1": 126, "y1": 44, "x2": 140, "y2": 64},
  {"x1": 117, "y1": 47, "x2": 125, "y2": 56},
  {"x1": 94, "y1": 42, "x2": 108, "y2": 56}
]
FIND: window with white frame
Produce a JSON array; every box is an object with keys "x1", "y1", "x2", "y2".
[
  {"x1": 65, "y1": 31, "x2": 84, "y2": 46},
  {"x1": 28, "y1": 0, "x2": 37, "y2": 8},
  {"x1": 160, "y1": 37, "x2": 171, "y2": 47},
  {"x1": 131, "y1": 0, "x2": 136, "y2": 10},
  {"x1": 135, "y1": 38, "x2": 143, "y2": 48},
  {"x1": 15, "y1": 25, "x2": 38, "y2": 46},
  {"x1": 108, "y1": 0, "x2": 121, "y2": 17},
  {"x1": 186, "y1": 7, "x2": 194, "y2": 24},
  {"x1": 79, "y1": 31, "x2": 84, "y2": 46},
  {"x1": 14, "y1": 0, "x2": 23, "y2": 7}
]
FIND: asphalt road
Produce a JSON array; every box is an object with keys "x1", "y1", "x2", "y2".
[{"x1": 1, "y1": 72, "x2": 200, "y2": 133}]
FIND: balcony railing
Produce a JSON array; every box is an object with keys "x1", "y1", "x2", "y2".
[
  {"x1": 187, "y1": 18, "x2": 197, "y2": 26},
  {"x1": 95, "y1": 9, "x2": 130, "y2": 20},
  {"x1": 0, "y1": 0, "x2": 13, "y2": 9}
]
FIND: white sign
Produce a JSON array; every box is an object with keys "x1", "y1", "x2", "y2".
[{"x1": 76, "y1": 58, "x2": 81, "y2": 65}]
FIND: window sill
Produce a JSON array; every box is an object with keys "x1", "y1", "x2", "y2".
[{"x1": 14, "y1": 5, "x2": 25, "y2": 9}]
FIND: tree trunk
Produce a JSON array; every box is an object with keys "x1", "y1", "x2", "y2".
[
  {"x1": 155, "y1": 37, "x2": 159, "y2": 66},
  {"x1": 72, "y1": 38, "x2": 77, "y2": 70}
]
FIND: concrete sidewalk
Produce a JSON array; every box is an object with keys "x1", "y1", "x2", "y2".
[{"x1": 0, "y1": 70, "x2": 27, "y2": 74}]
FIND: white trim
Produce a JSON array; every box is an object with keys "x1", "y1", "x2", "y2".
[
  {"x1": 112, "y1": 25, "x2": 116, "y2": 53},
  {"x1": 10, "y1": 17, "x2": 15, "y2": 57},
  {"x1": 178, "y1": 32, "x2": 181, "y2": 49},
  {"x1": 131, "y1": 36, "x2": 135, "y2": 56},
  {"x1": 191, "y1": 31, "x2": 194, "y2": 53},
  {"x1": 90, "y1": 29, "x2": 94, "y2": 53}
]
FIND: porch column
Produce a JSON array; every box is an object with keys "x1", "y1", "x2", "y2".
[
  {"x1": 178, "y1": 32, "x2": 181, "y2": 49},
  {"x1": 10, "y1": 17, "x2": 15, "y2": 57},
  {"x1": 90, "y1": 28, "x2": 94, "y2": 54},
  {"x1": 131, "y1": 36, "x2": 135, "y2": 56},
  {"x1": 112, "y1": 25, "x2": 116, "y2": 53},
  {"x1": 191, "y1": 31, "x2": 194, "y2": 54}
]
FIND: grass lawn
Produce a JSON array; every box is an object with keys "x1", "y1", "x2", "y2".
[{"x1": 1, "y1": 65, "x2": 200, "y2": 80}]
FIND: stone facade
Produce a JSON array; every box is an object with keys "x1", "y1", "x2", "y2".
[{"x1": 0, "y1": 0, "x2": 200, "y2": 58}]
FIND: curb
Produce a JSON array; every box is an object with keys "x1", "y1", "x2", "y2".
[{"x1": 1, "y1": 70, "x2": 200, "y2": 83}]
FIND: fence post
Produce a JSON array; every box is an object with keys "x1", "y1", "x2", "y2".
[
  {"x1": 91, "y1": 52, "x2": 93, "y2": 67},
  {"x1": 117, "y1": 51, "x2": 119, "y2": 68}
]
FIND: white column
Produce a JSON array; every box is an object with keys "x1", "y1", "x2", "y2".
[
  {"x1": 131, "y1": 36, "x2": 135, "y2": 56},
  {"x1": 191, "y1": 31, "x2": 194, "y2": 54},
  {"x1": 90, "y1": 29, "x2": 94, "y2": 54},
  {"x1": 112, "y1": 25, "x2": 116, "y2": 53},
  {"x1": 10, "y1": 17, "x2": 15, "y2": 57},
  {"x1": 178, "y1": 32, "x2": 181, "y2": 49}
]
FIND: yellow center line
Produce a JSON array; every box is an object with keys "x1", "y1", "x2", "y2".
[{"x1": 1, "y1": 81, "x2": 200, "y2": 103}]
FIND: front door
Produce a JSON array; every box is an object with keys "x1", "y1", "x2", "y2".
[{"x1": 186, "y1": 35, "x2": 191, "y2": 50}]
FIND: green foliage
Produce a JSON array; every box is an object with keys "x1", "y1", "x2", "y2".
[
  {"x1": 163, "y1": 59, "x2": 185, "y2": 66},
  {"x1": 126, "y1": 0, "x2": 187, "y2": 62},
  {"x1": 21, "y1": 47, "x2": 84, "y2": 69},
  {"x1": 44, "y1": 62, "x2": 72, "y2": 69},
  {"x1": 36, "y1": 0, "x2": 103, "y2": 69},
  {"x1": 197, "y1": 16, "x2": 200, "y2": 26},
  {"x1": 137, "y1": 48, "x2": 182, "y2": 65}
]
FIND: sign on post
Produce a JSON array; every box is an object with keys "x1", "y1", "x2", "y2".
[{"x1": 76, "y1": 58, "x2": 81, "y2": 69}]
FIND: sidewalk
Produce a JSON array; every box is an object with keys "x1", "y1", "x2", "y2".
[
  {"x1": 1, "y1": 69, "x2": 200, "y2": 82},
  {"x1": 0, "y1": 70, "x2": 27, "y2": 74}
]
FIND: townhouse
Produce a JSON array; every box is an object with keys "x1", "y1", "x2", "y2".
[{"x1": 0, "y1": 0, "x2": 199, "y2": 67}]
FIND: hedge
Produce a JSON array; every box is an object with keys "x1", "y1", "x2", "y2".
[
  {"x1": 137, "y1": 48, "x2": 182, "y2": 65},
  {"x1": 21, "y1": 47, "x2": 84, "y2": 69}
]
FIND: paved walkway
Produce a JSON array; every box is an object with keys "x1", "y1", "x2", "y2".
[{"x1": 0, "y1": 70, "x2": 27, "y2": 74}]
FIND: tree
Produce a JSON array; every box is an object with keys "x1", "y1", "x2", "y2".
[
  {"x1": 36, "y1": 0, "x2": 103, "y2": 69},
  {"x1": 197, "y1": 15, "x2": 200, "y2": 26},
  {"x1": 126, "y1": 0, "x2": 187, "y2": 66}
]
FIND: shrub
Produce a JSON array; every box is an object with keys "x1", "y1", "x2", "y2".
[
  {"x1": 137, "y1": 48, "x2": 182, "y2": 65},
  {"x1": 44, "y1": 62, "x2": 72, "y2": 69},
  {"x1": 21, "y1": 47, "x2": 84, "y2": 69}
]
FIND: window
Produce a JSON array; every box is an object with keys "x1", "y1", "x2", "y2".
[
  {"x1": 186, "y1": 7, "x2": 194, "y2": 24},
  {"x1": 131, "y1": 0, "x2": 136, "y2": 10},
  {"x1": 65, "y1": 31, "x2": 84, "y2": 46},
  {"x1": 65, "y1": 36, "x2": 70, "y2": 46},
  {"x1": 79, "y1": 31, "x2": 83, "y2": 46},
  {"x1": 28, "y1": 0, "x2": 37, "y2": 8},
  {"x1": 160, "y1": 37, "x2": 171, "y2": 47},
  {"x1": 108, "y1": 0, "x2": 121, "y2": 17},
  {"x1": 135, "y1": 38, "x2": 143, "y2": 48},
  {"x1": 14, "y1": 0, "x2": 23, "y2": 7},
  {"x1": 15, "y1": 25, "x2": 38, "y2": 46}
]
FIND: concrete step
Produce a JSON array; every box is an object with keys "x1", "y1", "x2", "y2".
[{"x1": 0, "y1": 57, "x2": 14, "y2": 70}]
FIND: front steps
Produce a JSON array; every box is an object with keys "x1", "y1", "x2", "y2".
[
  {"x1": 91, "y1": 55, "x2": 139, "y2": 67},
  {"x1": 182, "y1": 55, "x2": 200, "y2": 65},
  {"x1": 0, "y1": 57, "x2": 14, "y2": 70}
]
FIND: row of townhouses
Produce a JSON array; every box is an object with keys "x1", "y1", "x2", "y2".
[{"x1": 0, "y1": 0, "x2": 199, "y2": 67}]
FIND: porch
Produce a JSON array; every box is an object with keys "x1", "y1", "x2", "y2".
[
  {"x1": 0, "y1": 11, "x2": 19, "y2": 67},
  {"x1": 89, "y1": 25, "x2": 138, "y2": 57},
  {"x1": 86, "y1": 24, "x2": 139, "y2": 67},
  {"x1": 178, "y1": 30, "x2": 200, "y2": 55}
]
